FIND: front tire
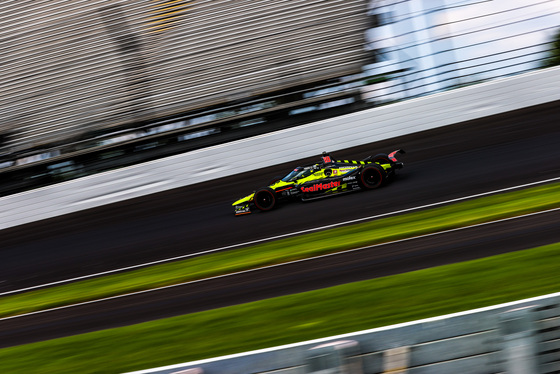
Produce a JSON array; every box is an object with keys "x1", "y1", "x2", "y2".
[
  {"x1": 254, "y1": 187, "x2": 276, "y2": 211},
  {"x1": 359, "y1": 164, "x2": 386, "y2": 189}
]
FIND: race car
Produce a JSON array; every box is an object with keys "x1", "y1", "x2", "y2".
[{"x1": 232, "y1": 149, "x2": 405, "y2": 215}]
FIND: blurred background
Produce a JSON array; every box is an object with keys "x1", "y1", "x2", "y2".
[
  {"x1": 0, "y1": 0, "x2": 558, "y2": 196},
  {"x1": 1, "y1": 1, "x2": 560, "y2": 373}
]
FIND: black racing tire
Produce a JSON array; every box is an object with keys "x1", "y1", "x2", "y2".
[
  {"x1": 372, "y1": 153, "x2": 393, "y2": 166},
  {"x1": 372, "y1": 153, "x2": 395, "y2": 183},
  {"x1": 359, "y1": 164, "x2": 386, "y2": 189},
  {"x1": 254, "y1": 187, "x2": 277, "y2": 211}
]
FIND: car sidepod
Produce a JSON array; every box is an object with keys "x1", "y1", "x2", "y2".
[{"x1": 298, "y1": 167, "x2": 361, "y2": 199}]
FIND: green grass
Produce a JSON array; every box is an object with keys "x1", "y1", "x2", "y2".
[
  {"x1": 1, "y1": 182, "x2": 560, "y2": 319},
  {"x1": 1, "y1": 242, "x2": 559, "y2": 374}
]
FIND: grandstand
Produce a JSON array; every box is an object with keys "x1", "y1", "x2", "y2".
[
  {"x1": 0, "y1": 0, "x2": 369, "y2": 154},
  {"x1": 0, "y1": 0, "x2": 557, "y2": 198}
]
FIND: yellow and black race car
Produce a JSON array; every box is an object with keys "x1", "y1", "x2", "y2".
[{"x1": 233, "y1": 149, "x2": 405, "y2": 215}]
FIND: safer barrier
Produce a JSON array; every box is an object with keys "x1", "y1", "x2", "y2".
[
  {"x1": 1, "y1": 66, "x2": 560, "y2": 230},
  {"x1": 125, "y1": 292, "x2": 560, "y2": 374}
]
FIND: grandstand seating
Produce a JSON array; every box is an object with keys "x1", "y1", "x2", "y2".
[{"x1": 0, "y1": 0, "x2": 369, "y2": 153}]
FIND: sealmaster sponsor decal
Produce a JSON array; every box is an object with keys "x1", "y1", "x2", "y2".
[
  {"x1": 301, "y1": 181, "x2": 340, "y2": 193},
  {"x1": 338, "y1": 168, "x2": 356, "y2": 174}
]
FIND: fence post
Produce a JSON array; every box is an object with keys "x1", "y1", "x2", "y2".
[
  {"x1": 306, "y1": 340, "x2": 363, "y2": 374},
  {"x1": 383, "y1": 346, "x2": 410, "y2": 374},
  {"x1": 499, "y1": 305, "x2": 539, "y2": 374}
]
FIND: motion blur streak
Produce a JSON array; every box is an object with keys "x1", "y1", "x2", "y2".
[
  {"x1": 2, "y1": 205, "x2": 559, "y2": 319},
  {"x1": 2, "y1": 176, "x2": 559, "y2": 297}
]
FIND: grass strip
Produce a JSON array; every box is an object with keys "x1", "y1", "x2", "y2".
[
  {"x1": 1, "y1": 182, "x2": 560, "y2": 318},
  {"x1": 0, "y1": 242, "x2": 559, "y2": 374}
]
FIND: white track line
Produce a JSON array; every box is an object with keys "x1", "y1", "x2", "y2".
[
  {"x1": 2, "y1": 206, "x2": 559, "y2": 322},
  {"x1": 1, "y1": 176, "x2": 559, "y2": 297}
]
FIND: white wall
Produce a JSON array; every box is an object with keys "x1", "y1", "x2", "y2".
[{"x1": 1, "y1": 66, "x2": 560, "y2": 230}]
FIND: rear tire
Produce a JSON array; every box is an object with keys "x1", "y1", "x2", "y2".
[
  {"x1": 372, "y1": 153, "x2": 395, "y2": 183},
  {"x1": 372, "y1": 153, "x2": 393, "y2": 166},
  {"x1": 254, "y1": 188, "x2": 276, "y2": 211},
  {"x1": 359, "y1": 164, "x2": 386, "y2": 189}
]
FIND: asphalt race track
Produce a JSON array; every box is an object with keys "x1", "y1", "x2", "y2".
[
  {"x1": 1, "y1": 208, "x2": 560, "y2": 349},
  {"x1": 0, "y1": 100, "x2": 559, "y2": 347}
]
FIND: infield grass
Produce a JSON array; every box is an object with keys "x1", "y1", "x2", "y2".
[
  {"x1": 1, "y1": 182, "x2": 560, "y2": 319},
  {"x1": 0, "y1": 242, "x2": 559, "y2": 374}
]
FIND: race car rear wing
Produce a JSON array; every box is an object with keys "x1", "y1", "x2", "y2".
[
  {"x1": 389, "y1": 149, "x2": 405, "y2": 169},
  {"x1": 389, "y1": 149, "x2": 405, "y2": 162}
]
